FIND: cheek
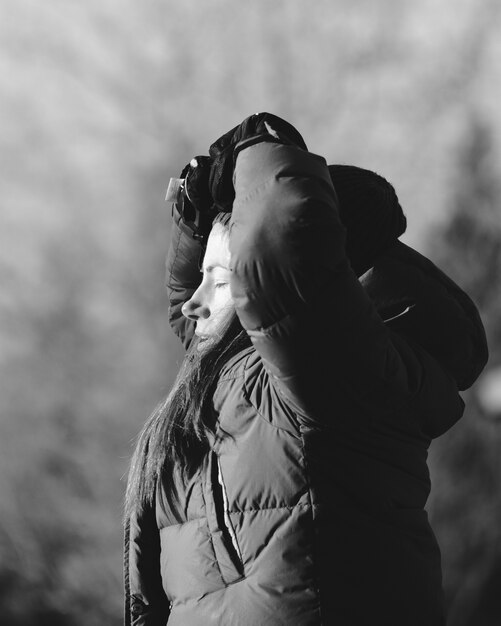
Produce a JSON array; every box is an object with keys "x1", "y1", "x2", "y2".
[{"x1": 212, "y1": 288, "x2": 234, "y2": 317}]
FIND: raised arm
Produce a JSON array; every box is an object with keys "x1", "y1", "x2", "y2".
[
  {"x1": 229, "y1": 140, "x2": 463, "y2": 425},
  {"x1": 165, "y1": 204, "x2": 203, "y2": 350}
]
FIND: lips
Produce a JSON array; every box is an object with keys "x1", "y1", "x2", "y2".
[
  {"x1": 195, "y1": 333, "x2": 210, "y2": 346},
  {"x1": 195, "y1": 334, "x2": 211, "y2": 352}
]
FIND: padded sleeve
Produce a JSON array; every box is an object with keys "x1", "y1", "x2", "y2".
[
  {"x1": 165, "y1": 207, "x2": 204, "y2": 349},
  {"x1": 229, "y1": 142, "x2": 463, "y2": 426},
  {"x1": 125, "y1": 510, "x2": 170, "y2": 626}
]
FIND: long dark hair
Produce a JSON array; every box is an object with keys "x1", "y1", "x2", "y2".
[{"x1": 124, "y1": 308, "x2": 251, "y2": 521}]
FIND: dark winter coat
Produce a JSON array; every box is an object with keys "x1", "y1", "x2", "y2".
[{"x1": 124, "y1": 142, "x2": 488, "y2": 625}]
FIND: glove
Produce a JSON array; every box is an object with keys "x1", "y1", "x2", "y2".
[
  {"x1": 173, "y1": 156, "x2": 216, "y2": 242},
  {"x1": 208, "y1": 112, "x2": 308, "y2": 212}
]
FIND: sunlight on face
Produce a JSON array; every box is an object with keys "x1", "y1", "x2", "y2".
[{"x1": 181, "y1": 222, "x2": 235, "y2": 348}]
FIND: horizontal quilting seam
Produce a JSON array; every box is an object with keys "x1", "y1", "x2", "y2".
[
  {"x1": 158, "y1": 504, "x2": 309, "y2": 529},
  {"x1": 218, "y1": 348, "x2": 254, "y2": 383},
  {"x1": 226, "y1": 502, "x2": 309, "y2": 514},
  {"x1": 217, "y1": 372, "x2": 245, "y2": 383},
  {"x1": 158, "y1": 517, "x2": 206, "y2": 530},
  {"x1": 241, "y1": 376, "x2": 301, "y2": 435}
]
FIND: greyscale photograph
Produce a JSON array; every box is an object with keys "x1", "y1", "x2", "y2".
[{"x1": 1, "y1": 1, "x2": 500, "y2": 625}]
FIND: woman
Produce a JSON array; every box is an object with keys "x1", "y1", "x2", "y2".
[{"x1": 124, "y1": 113, "x2": 488, "y2": 625}]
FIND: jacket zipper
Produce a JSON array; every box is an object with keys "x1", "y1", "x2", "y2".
[{"x1": 216, "y1": 455, "x2": 243, "y2": 566}]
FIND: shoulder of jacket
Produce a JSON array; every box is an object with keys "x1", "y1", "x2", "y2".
[{"x1": 217, "y1": 346, "x2": 255, "y2": 382}]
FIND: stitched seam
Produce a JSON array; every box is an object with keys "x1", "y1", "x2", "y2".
[
  {"x1": 158, "y1": 502, "x2": 309, "y2": 526},
  {"x1": 199, "y1": 480, "x2": 226, "y2": 585},
  {"x1": 226, "y1": 502, "x2": 309, "y2": 514},
  {"x1": 299, "y1": 427, "x2": 323, "y2": 623},
  {"x1": 218, "y1": 349, "x2": 254, "y2": 383},
  {"x1": 218, "y1": 373, "x2": 245, "y2": 383},
  {"x1": 241, "y1": 371, "x2": 301, "y2": 435},
  {"x1": 240, "y1": 344, "x2": 304, "y2": 433},
  {"x1": 158, "y1": 516, "x2": 206, "y2": 530},
  {"x1": 166, "y1": 213, "x2": 185, "y2": 293}
]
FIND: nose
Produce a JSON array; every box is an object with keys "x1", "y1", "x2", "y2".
[{"x1": 181, "y1": 294, "x2": 210, "y2": 321}]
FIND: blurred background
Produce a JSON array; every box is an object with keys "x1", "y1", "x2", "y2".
[{"x1": 1, "y1": 0, "x2": 500, "y2": 624}]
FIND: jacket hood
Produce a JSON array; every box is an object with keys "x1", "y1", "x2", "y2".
[
  {"x1": 361, "y1": 241, "x2": 488, "y2": 392},
  {"x1": 328, "y1": 164, "x2": 406, "y2": 276}
]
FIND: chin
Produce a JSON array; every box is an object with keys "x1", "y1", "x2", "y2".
[{"x1": 195, "y1": 335, "x2": 213, "y2": 352}]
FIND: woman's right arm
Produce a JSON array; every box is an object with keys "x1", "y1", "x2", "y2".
[
  {"x1": 125, "y1": 510, "x2": 170, "y2": 625},
  {"x1": 165, "y1": 207, "x2": 203, "y2": 350}
]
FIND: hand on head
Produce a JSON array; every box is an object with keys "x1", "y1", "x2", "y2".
[
  {"x1": 208, "y1": 112, "x2": 307, "y2": 212},
  {"x1": 173, "y1": 113, "x2": 307, "y2": 242}
]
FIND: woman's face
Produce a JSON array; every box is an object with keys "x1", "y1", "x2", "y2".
[{"x1": 181, "y1": 223, "x2": 235, "y2": 348}]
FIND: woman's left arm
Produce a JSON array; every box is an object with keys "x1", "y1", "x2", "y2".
[{"x1": 229, "y1": 141, "x2": 463, "y2": 424}]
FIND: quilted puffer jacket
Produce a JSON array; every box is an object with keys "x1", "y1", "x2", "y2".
[{"x1": 124, "y1": 141, "x2": 488, "y2": 626}]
